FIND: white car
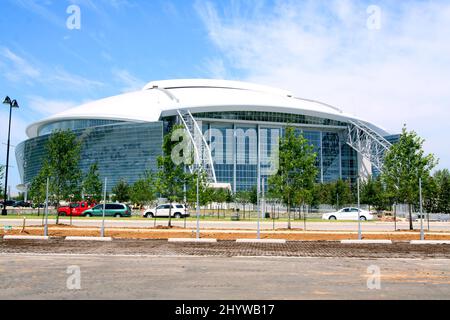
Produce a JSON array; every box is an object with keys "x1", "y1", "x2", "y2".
[
  {"x1": 143, "y1": 203, "x2": 189, "y2": 218},
  {"x1": 322, "y1": 207, "x2": 374, "y2": 221}
]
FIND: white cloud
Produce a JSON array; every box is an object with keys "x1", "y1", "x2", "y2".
[
  {"x1": 202, "y1": 57, "x2": 229, "y2": 79},
  {"x1": 0, "y1": 47, "x2": 41, "y2": 83},
  {"x1": 0, "y1": 47, "x2": 105, "y2": 92},
  {"x1": 12, "y1": 0, "x2": 64, "y2": 27},
  {"x1": 112, "y1": 69, "x2": 145, "y2": 92},
  {"x1": 196, "y1": 0, "x2": 450, "y2": 169},
  {"x1": 27, "y1": 96, "x2": 78, "y2": 116},
  {"x1": 49, "y1": 67, "x2": 104, "y2": 91}
]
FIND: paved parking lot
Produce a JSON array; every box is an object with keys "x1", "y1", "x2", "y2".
[{"x1": 1, "y1": 254, "x2": 449, "y2": 299}]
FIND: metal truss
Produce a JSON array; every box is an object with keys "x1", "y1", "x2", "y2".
[
  {"x1": 346, "y1": 119, "x2": 392, "y2": 172},
  {"x1": 177, "y1": 109, "x2": 217, "y2": 183}
]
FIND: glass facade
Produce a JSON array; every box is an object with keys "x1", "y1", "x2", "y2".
[
  {"x1": 195, "y1": 117, "x2": 358, "y2": 192},
  {"x1": 17, "y1": 109, "x2": 363, "y2": 194},
  {"x1": 16, "y1": 121, "x2": 163, "y2": 192},
  {"x1": 194, "y1": 111, "x2": 347, "y2": 127},
  {"x1": 38, "y1": 119, "x2": 125, "y2": 136}
]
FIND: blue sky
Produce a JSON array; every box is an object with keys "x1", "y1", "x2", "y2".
[{"x1": 1, "y1": 0, "x2": 450, "y2": 194}]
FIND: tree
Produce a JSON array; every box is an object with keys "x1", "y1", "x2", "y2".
[
  {"x1": 331, "y1": 179, "x2": 353, "y2": 208},
  {"x1": 235, "y1": 190, "x2": 251, "y2": 219},
  {"x1": 82, "y1": 163, "x2": 103, "y2": 203},
  {"x1": 28, "y1": 163, "x2": 50, "y2": 216},
  {"x1": 130, "y1": 171, "x2": 157, "y2": 209},
  {"x1": 186, "y1": 169, "x2": 211, "y2": 208},
  {"x1": 361, "y1": 176, "x2": 388, "y2": 212},
  {"x1": 381, "y1": 126, "x2": 438, "y2": 229},
  {"x1": 213, "y1": 188, "x2": 229, "y2": 219},
  {"x1": 45, "y1": 130, "x2": 82, "y2": 224},
  {"x1": 156, "y1": 124, "x2": 189, "y2": 227},
  {"x1": 112, "y1": 179, "x2": 130, "y2": 203},
  {"x1": 433, "y1": 169, "x2": 450, "y2": 213},
  {"x1": 268, "y1": 126, "x2": 318, "y2": 229}
]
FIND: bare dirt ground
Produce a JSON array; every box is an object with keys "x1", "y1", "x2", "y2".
[
  {"x1": 2, "y1": 224, "x2": 450, "y2": 241},
  {"x1": 1, "y1": 238, "x2": 450, "y2": 259}
]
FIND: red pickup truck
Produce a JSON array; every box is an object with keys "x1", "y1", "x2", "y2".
[{"x1": 58, "y1": 201, "x2": 96, "y2": 216}]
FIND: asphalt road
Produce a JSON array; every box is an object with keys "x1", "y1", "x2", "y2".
[
  {"x1": 0, "y1": 254, "x2": 449, "y2": 299},
  {"x1": 1, "y1": 218, "x2": 450, "y2": 232}
]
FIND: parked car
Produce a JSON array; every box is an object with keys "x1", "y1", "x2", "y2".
[
  {"x1": 322, "y1": 207, "x2": 374, "y2": 221},
  {"x1": 58, "y1": 201, "x2": 96, "y2": 216},
  {"x1": 12, "y1": 201, "x2": 32, "y2": 208},
  {"x1": 82, "y1": 203, "x2": 132, "y2": 217},
  {"x1": 143, "y1": 203, "x2": 189, "y2": 218},
  {"x1": 1, "y1": 200, "x2": 16, "y2": 207}
]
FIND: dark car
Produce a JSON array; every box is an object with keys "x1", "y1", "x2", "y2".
[
  {"x1": 83, "y1": 203, "x2": 132, "y2": 217},
  {"x1": 1, "y1": 200, "x2": 16, "y2": 207},
  {"x1": 13, "y1": 201, "x2": 32, "y2": 208}
]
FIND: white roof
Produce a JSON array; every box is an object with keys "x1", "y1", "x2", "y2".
[{"x1": 26, "y1": 79, "x2": 389, "y2": 138}]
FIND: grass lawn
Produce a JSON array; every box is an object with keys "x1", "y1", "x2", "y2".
[{"x1": 0, "y1": 214, "x2": 376, "y2": 223}]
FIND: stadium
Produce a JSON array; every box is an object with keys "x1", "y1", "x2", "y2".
[{"x1": 15, "y1": 79, "x2": 398, "y2": 192}]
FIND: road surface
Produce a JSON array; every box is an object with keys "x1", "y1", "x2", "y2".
[{"x1": 0, "y1": 253, "x2": 449, "y2": 299}]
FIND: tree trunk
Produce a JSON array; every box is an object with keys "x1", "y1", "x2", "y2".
[
  {"x1": 408, "y1": 203, "x2": 413, "y2": 230},
  {"x1": 287, "y1": 195, "x2": 291, "y2": 230},
  {"x1": 56, "y1": 202, "x2": 60, "y2": 225},
  {"x1": 168, "y1": 201, "x2": 172, "y2": 228}
]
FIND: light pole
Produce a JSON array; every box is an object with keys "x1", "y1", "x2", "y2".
[
  {"x1": 196, "y1": 167, "x2": 200, "y2": 240},
  {"x1": 419, "y1": 177, "x2": 424, "y2": 241},
  {"x1": 101, "y1": 177, "x2": 107, "y2": 237},
  {"x1": 2, "y1": 96, "x2": 19, "y2": 216},
  {"x1": 357, "y1": 176, "x2": 362, "y2": 240}
]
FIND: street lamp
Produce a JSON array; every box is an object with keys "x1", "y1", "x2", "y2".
[{"x1": 2, "y1": 96, "x2": 19, "y2": 216}]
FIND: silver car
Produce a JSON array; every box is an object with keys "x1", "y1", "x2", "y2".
[
  {"x1": 322, "y1": 207, "x2": 374, "y2": 221},
  {"x1": 143, "y1": 203, "x2": 189, "y2": 218}
]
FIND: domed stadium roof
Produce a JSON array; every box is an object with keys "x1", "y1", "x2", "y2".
[{"x1": 26, "y1": 79, "x2": 389, "y2": 138}]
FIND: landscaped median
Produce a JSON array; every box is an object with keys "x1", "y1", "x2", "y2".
[{"x1": 2, "y1": 224, "x2": 450, "y2": 242}]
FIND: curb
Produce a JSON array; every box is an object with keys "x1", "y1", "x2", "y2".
[
  {"x1": 65, "y1": 236, "x2": 112, "y2": 241},
  {"x1": 340, "y1": 240, "x2": 392, "y2": 244},
  {"x1": 3, "y1": 235, "x2": 50, "y2": 240},
  {"x1": 168, "y1": 238, "x2": 217, "y2": 243},
  {"x1": 410, "y1": 240, "x2": 450, "y2": 245},
  {"x1": 236, "y1": 239, "x2": 287, "y2": 244}
]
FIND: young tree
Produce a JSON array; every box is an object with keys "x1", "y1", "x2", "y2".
[
  {"x1": 381, "y1": 126, "x2": 438, "y2": 229},
  {"x1": 130, "y1": 171, "x2": 157, "y2": 209},
  {"x1": 235, "y1": 190, "x2": 251, "y2": 219},
  {"x1": 82, "y1": 163, "x2": 103, "y2": 203},
  {"x1": 112, "y1": 179, "x2": 130, "y2": 203},
  {"x1": 28, "y1": 163, "x2": 50, "y2": 216},
  {"x1": 331, "y1": 179, "x2": 353, "y2": 208},
  {"x1": 213, "y1": 188, "x2": 228, "y2": 219},
  {"x1": 45, "y1": 130, "x2": 82, "y2": 224},
  {"x1": 156, "y1": 124, "x2": 189, "y2": 227},
  {"x1": 434, "y1": 169, "x2": 450, "y2": 213},
  {"x1": 186, "y1": 169, "x2": 210, "y2": 209},
  {"x1": 268, "y1": 126, "x2": 318, "y2": 229}
]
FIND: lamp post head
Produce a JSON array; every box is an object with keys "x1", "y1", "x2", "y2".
[
  {"x1": 2, "y1": 96, "x2": 11, "y2": 105},
  {"x1": 11, "y1": 99, "x2": 19, "y2": 108}
]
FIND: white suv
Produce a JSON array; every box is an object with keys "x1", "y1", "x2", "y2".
[{"x1": 143, "y1": 203, "x2": 189, "y2": 218}]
